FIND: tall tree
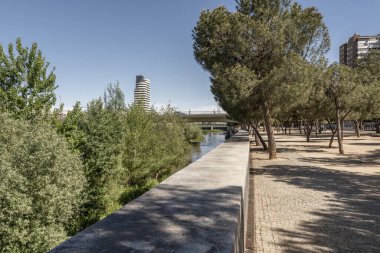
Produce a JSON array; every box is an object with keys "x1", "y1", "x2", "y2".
[
  {"x1": 357, "y1": 50, "x2": 380, "y2": 133},
  {"x1": 325, "y1": 64, "x2": 361, "y2": 154},
  {"x1": 0, "y1": 114, "x2": 85, "y2": 252},
  {"x1": 79, "y1": 99, "x2": 125, "y2": 227},
  {"x1": 210, "y1": 64, "x2": 267, "y2": 148},
  {"x1": 57, "y1": 102, "x2": 86, "y2": 151},
  {"x1": 0, "y1": 38, "x2": 57, "y2": 120},
  {"x1": 193, "y1": 0, "x2": 329, "y2": 159},
  {"x1": 103, "y1": 81, "x2": 126, "y2": 111},
  {"x1": 295, "y1": 63, "x2": 329, "y2": 141}
]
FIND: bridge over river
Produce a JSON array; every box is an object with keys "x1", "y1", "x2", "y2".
[
  {"x1": 180, "y1": 111, "x2": 239, "y2": 130},
  {"x1": 180, "y1": 111, "x2": 239, "y2": 123}
]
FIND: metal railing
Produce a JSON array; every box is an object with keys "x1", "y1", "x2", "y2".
[{"x1": 180, "y1": 110, "x2": 227, "y2": 115}]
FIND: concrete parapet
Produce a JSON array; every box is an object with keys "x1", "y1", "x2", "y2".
[{"x1": 50, "y1": 131, "x2": 250, "y2": 253}]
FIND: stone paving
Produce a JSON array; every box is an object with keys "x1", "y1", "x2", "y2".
[{"x1": 247, "y1": 133, "x2": 380, "y2": 253}]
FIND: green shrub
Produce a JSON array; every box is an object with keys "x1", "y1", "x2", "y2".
[
  {"x1": 68, "y1": 99, "x2": 126, "y2": 228},
  {"x1": 123, "y1": 105, "x2": 190, "y2": 187},
  {"x1": 0, "y1": 114, "x2": 85, "y2": 252},
  {"x1": 184, "y1": 123, "x2": 204, "y2": 143},
  {"x1": 55, "y1": 102, "x2": 192, "y2": 231},
  {"x1": 119, "y1": 179, "x2": 158, "y2": 204}
]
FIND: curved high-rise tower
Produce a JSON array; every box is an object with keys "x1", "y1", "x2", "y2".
[{"x1": 134, "y1": 75, "x2": 150, "y2": 110}]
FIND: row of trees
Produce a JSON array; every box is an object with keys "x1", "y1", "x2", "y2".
[
  {"x1": 0, "y1": 39, "x2": 202, "y2": 252},
  {"x1": 193, "y1": 0, "x2": 380, "y2": 157}
]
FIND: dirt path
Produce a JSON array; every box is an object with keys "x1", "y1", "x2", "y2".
[{"x1": 247, "y1": 134, "x2": 380, "y2": 253}]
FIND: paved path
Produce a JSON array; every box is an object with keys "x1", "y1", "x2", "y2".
[{"x1": 247, "y1": 134, "x2": 380, "y2": 253}]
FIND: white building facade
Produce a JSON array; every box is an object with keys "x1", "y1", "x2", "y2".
[
  {"x1": 134, "y1": 75, "x2": 151, "y2": 110},
  {"x1": 340, "y1": 33, "x2": 380, "y2": 67}
]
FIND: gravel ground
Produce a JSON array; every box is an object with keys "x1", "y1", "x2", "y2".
[{"x1": 246, "y1": 133, "x2": 380, "y2": 253}]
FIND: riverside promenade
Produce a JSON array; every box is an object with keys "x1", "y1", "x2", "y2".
[
  {"x1": 247, "y1": 134, "x2": 380, "y2": 253},
  {"x1": 51, "y1": 132, "x2": 250, "y2": 253}
]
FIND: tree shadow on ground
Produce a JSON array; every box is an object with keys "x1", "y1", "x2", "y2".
[
  {"x1": 254, "y1": 164, "x2": 380, "y2": 253},
  {"x1": 275, "y1": 139, "x2": 327, "y2": 143},
  {"x1": 277, "y1": 147, "x2": 326, "y2": 153},
  {"x1": 250, "y1": 147, "x2": 266, "y2": 152},
  {"x1": 364, "y1": 149, "x2": 380, "y2": 160},
  {"x1": 299, "y1": 149, "x2": 380, "y2": 167},
  {"x1": 50, "y1": 184, "x2": 244, "y2": 253},
  {"x1": 348, "y1": 142, "x2": 380, "y2": 146}
]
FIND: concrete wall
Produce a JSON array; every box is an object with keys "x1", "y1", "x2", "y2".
[{"x1": 50, "y1": 131, "x2": 250, "y2": 253}]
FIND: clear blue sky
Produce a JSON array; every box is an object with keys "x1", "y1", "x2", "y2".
[{"x1": 1, "y1": 0, "x2": 379, "y2": 111}]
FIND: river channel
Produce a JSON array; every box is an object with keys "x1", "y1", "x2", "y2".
[{"x1": 190, "y1": 132, "x2": 226, "y2": 162}]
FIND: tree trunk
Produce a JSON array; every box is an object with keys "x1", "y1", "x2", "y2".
[
  {"x1": 315, "y1": 119, "x2": 319, "y2": 137},
  {"x1": 376, "y1": 120, "x2": 380, "y2": 134},
  {"x1": 327, "y1": 118, "x2": 336, "y2": 148},
  {"x1": 354, "y1": 120, "x2": 360, "y2": 137},
  {"x1": 336, "y1": 106, "x2": 344, "y2": 154},
  {"x1": 298, "y1": 120, "x2": 302, "y2": 135},
  {"x1": 329, "y1": 129, "x2": 337, "y2": 148},
  {"x1": 251, "y1": 124, "x2": 268, "y2": 150},
  {"x1": 289, "y1": 122, "x2": 293, "y2": 135},
  {"x1": 249, "y1": 123, "x2": 259, "y2": 146},
  {"x1": 254, "y1": 132, "x2": 260, "y2": 146},
  {"x1": 306, "y1": 123, "x2": 312, "y2": 142},
  {"x1": 341, "y1": 120, "x2": 344, "y2": 141},
  {"x1": 262, "y1": 102, "x2": 277, "y2": 159}
]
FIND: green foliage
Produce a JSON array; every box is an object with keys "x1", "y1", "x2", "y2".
[
  {"x1": 0, "y1": 39, "x2": 196, "y2": 252},
  {"x1": 325, "y1": 63, "x2": 362, "y2": 114},
  {"x1": 119, "y1": 179, "x2": 158, "y2": 204},
  {"x1": 0, "y1": 38, "x2": 57, "y2": 121},
  {"x1": 104, "y1": 81, "x2": 126, "y2": 111},
  {"x1": 357, "y1": 50, "x2": 380, "y2": 119},
  {"x1": 58, "y1": 102, "x2": 86, "y2": 151},
  {"x1": 123, "y1": 105, "x2": 190, "y2": 186},
  {"x1": 193, "y1": 0, "x2": 330, "y2": 159},
  {"x1": 184, "y1": 123, "x2": 204, "y2": 143},
  {"x1": 48, "y1": 103, "x2": 65, "y2": 130},
  {"x1": 54, "y1": 98, "x2": 192, "y2": 229},
  {"x1": 74, "y1": 99, "x2": 125, "y2": 227},
  {"x1": 0, "y1": 114, "x2": 85, "y2": 253}
]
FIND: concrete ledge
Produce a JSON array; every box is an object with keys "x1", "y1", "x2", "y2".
[{"x1": 50, "y1": 131, "x2": 250, "y2": 253}]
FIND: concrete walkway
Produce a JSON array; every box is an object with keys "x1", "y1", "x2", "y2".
[
  {"x1": 51, "y1": 132, "x2": 250, "y2": 253},
  {"x1": 247, "y1": 134, "x2": 380, "y2": 253}
]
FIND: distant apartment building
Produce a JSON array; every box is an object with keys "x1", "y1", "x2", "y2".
[
  {"x1": 340, "y1": 33, "x2": 380, "y2": 67},
  {"x1": 339, "y1": 43, "x2": 348, "y2": 65},
  {"x1": 134, "y1": 75, "x2": 151, "y2": 110}
]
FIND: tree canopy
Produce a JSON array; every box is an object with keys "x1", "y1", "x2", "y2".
[
  {"x1": 104, "y1": 81, "x2": 126, "y2": 111},
  {"x1": 193, "y1": 0, "x2": 330, "y2": 158},
  {"x1": 0, "y1": 114, "x2": 85, "y2": 253},
  {"x1": 0, "y1": 38, "x2": 57, "y2": 121}
]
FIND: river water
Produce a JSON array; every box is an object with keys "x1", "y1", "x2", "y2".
[{"x1": 190, "y1": 132, "x2": 226, "y2": 162}]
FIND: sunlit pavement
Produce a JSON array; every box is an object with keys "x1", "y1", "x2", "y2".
[{"x1": 246, "y1": 133, "x2": 380, "y2": 253}]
